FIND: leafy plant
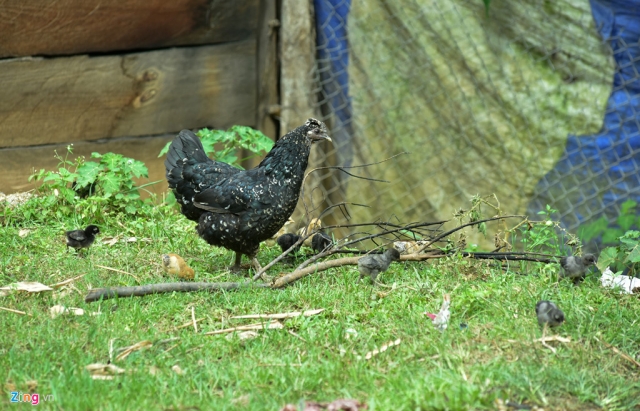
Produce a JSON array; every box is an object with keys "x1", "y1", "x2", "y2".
[
  {"x1": 579, "y1": 200, "x2": 639, "y2": 244},
  {"x1": 159, "y1": 125, "x2": 274, "y2": 168},
  {"x1": 26, "y1": 145, "x2": 153, "y2": 222},
  {"x1": 515, "y1": 205, "x2": 579, "y2": 255},
  {"x1": 596, "y1": 230, "x2": 640, "y2": 276}
]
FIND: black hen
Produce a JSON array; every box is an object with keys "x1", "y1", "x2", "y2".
[{"x1": 165, "y1": 119, "x2": 331, "y2": 271}]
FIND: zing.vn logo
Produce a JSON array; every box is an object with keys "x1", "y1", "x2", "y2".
[{"x1": 10, "y1": 392, "x2": 54, "y2": 405}]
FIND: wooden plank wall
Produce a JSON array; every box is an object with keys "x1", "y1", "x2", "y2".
[{"x1": 0, "y1": 0, "x2": 279, "y2": 195}]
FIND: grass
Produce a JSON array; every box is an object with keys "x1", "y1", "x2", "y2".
[{"x1": 1, "y1": 204, "x2": 639, "y2": 410}]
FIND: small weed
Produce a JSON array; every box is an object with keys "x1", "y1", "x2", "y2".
[
  {"x1": 158, "y1": 125, "x2": 274, "y2": 168},
  {"x1": 16, "y1": 146, "x2": 155, "y2": 225},
  {"x1": 597, "y1": 229, "x2": 640, "y2": 275},
  {"x1": 579, "y1": 200, "x2": 640, "y2": 245}
]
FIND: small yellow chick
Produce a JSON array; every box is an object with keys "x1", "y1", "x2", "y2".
[
  {"x1": 393, "y1": 240, "x2": 427, "y2": 255},
  {"x1": 264, "y1": 217, "x2": 295, "y2": 247},
  {"x1": 162, "y1": 253, "x2": 195, "y2": 280},
  {"x1": 298, "y1": 218, "x2": 322, "y2": 247}
]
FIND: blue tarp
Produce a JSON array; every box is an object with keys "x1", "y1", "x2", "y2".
[
  {"x1": 314, "y1": 0, "x2": 640, "y2": 244},
  {"x1": 314, "y1": 0, "x2": 354, "y2": 168},
  {"x1": 527, "y1": 0, "x2": 640, "y2": 239}
]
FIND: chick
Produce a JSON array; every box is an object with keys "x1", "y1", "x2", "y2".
[
  {"x1": 535, "y1": 300, "x2": 565, "y2": 327},
  {"x1": 393, "y1": 240, "x2": 427, "y2": 255},
  {"x1": 425, "y1": 294, "x2": 451, "y2": 332},
  {"x1": 311, "y1": 232, "x2": 332, "y2": 254},
  {"x1": 357, "y1": 248, "x2": 401, "y2": 284},
  {"x1": 277, "y1": 233, "x2": 302, "y2": 255},
  {"x1": 162, "y1": 253, "x2": 195, "y2": 280},
  {"x1": 560, "y1": 254, "x2": 597, "y2": 283},
  {"x1": 264, "y1": 217, "x2": 295, "y2": 247},
  {"x1": 298, "y1": 218, "x2": 322, "y2": 247},
  {"x1": 66, "y1": 225, "x2": 100, "y2": 255}
]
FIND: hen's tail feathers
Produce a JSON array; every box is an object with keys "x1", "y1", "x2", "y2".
[{"x1": 165, "y1": 129, "x2": 209, "y2": 173}]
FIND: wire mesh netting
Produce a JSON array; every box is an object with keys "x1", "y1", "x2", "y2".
[{"x1": 305, "y1": 0, "x2": 640, "y2": 248}]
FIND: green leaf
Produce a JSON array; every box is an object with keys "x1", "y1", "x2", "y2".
[
  {"x1": 128, "y1": 160, "x2": 148, "y2": 178},
  {"x1": 43, "y1": 173, "x2": 61, "y2": 183},
  {"x1": 596, "y1": 247, "x2": 619, "y2": 272},
  {"x1": 101, "y1": 173, "x2": 120, "y2": 196},
  {"x1": 617, "y1": 214, "x2": 636, "y2": 232},
  {"x1": 602, "y1": 228, "x2": 624, "y2": 244},
  {"x1": 620, "y1": 199, "x2": 637, "y2": 215},
  {"x1": 624, "y1": 244, "x2": 640, "y2": 264},
  {"x1": 578, "y1": 216, "x2": 608, "y2": 243},
  {"x1": 482, "y1": 0, "x2": 491, "y2": 15},
  {"x1": 60, "y1": 187, "x2": 76, "y2": 203},
  {"x1": 75, "y1": 161, "x2": 102, "y2": 187},
  {"x1": 125, "y1": 204, "x2": 137, "y2": 214},
  {"x1": 158, "y1": 141, "x2": 172, "y2": 158},
  {"x1": 100, "y1": 152, "x2": 123, "y2": 172}
]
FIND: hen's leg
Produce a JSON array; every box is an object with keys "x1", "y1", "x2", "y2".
[
  {"x1": 229, "y1": 253, "x2": 243, "y2": 273},
  {"x1": 250, "y1": 256, "x2": 263, "y2": 273}
]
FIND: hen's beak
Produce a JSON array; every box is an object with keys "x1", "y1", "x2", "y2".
[{"x1": 309, "y1": 130, "x2": 332, "y2": 143}]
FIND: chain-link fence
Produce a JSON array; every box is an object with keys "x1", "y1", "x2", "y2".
[{"x1": 305, "y1": 0, "x2": 640, "y2": 248}]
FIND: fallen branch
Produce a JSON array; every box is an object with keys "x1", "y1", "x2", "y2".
[
  {"x1": 204, "y1": 320, "x2": 284, "y2": 335},
  {"x1": 596, "y1": 337, "x2": 640, "y2": 368},
  {"x1": 85, "y1": 282, "x2": 268, "y2": 303},
  {"x1": 230, "y1": 308, "x2": 324, "y2": 320},
  {"x1": 0, "y1": 307, "x2": 29, "y2": 315},
  {"x1": 272, "y1": 257, "x2": 361, "y2": 288}
]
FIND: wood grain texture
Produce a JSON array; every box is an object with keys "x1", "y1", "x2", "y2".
[
  {"x1": 0, "y1": 135, "x2": 174, "y2": 195},
  {"x1": 256, "y1": 0, "x2": 279, "y2": 140},
  {"x1": 0, "y1": 0, "x2": 259, "y2": 57},
  {"x1": 0, "y1": 40, "x2": 256, "y2": 148}
]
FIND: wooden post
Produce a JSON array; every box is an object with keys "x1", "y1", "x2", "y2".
[{"x1": 279, "y1": 0, "x2": 318, "y2": 133}]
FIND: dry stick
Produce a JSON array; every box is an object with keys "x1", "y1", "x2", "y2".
[
  {"x1": 294, "y1": 220, "x2": 446, "y2": 272},
  {"x1": 272, "y1": 216, "x2": 527, "y2": 289},
  {"x1": 85, "y1": 282, "x2": 268, "y2": 303},
  {"x1": 95, "y1": 264, "x2": 140, "y2": 282},
  {"x1": 0, "y1": 307, "x2": 29, "y2": 315},
  {"x1": 272, "y1": 257, "x2": 361, "y2": 288},
  {"x1": 191, "y1": 306, "x2": 198, "y2": 333},
  {"x1": 596, "y1": 337, "x2": 640, "y2": 368},
  {"x1": 51, "y1": 274, "x2": 86, "y2": 288},
  {"x1": 414, "y1": 215, "x2": 526, "y2": 255},
  {"x1": 271, "y1": 251, "x2": 444, "y2": 288},
  {"x1": 251, "y1": 235, "x2": 306, "y2": 281}
]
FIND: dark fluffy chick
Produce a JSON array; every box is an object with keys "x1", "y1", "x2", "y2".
[
  {"x1": 311, "y1": 232, "x2": 332, "y2": 254},
  {"x1": 277, "y1": 233, "x2": 302, "y2": 255},
  {"x1": 535, "y1": 300, "x2": 565, "y2": 327},
  {"x1": 358, "y1": 248, "x2": 401, "y2": 284},
  {"x1": 165, "y1": 119, "x2": 331, "y2": 272},
  {"x1": 560, "y1": 254, "x2": 596, "y2": 283},
  {"x1": 66, "y1": 225, "x2": 100, "y2": 253}
]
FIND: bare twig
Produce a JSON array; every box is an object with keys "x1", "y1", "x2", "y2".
[
  {"x1": 95, "y1": 265, "x2": 140, "y2": 282},
  {"x1": 252, "y1": 235, "x2": 306, "y2": 281},
  {"x1": 415, "y1": 215, "x2": 526, "y2": 254},
  {"x1": 203, "y1": 321, "x2": 284, "y2": 335},
  {"x1": 0, "y1": 307, "x2": 29, "y2": 315},
  {"x1": 230, "y1": 309, "x2": 324, "y2": 320},
  {"x1": 191, "y1": 306, "x2": 198, "y2": 333},
  {"x1": 51, "y1": 274, "x2": 86, "y2": 288},
  {"x1": 596, "y1": 337, "x2": 640, "y2": 368}
]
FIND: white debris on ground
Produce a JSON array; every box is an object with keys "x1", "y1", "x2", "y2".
[
  {"x1": 0, "y1": 191, "x2": 35, "y2": 208},
  {"x1": 601, "y1": 266, "x2": 640, "y2": 294}
]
